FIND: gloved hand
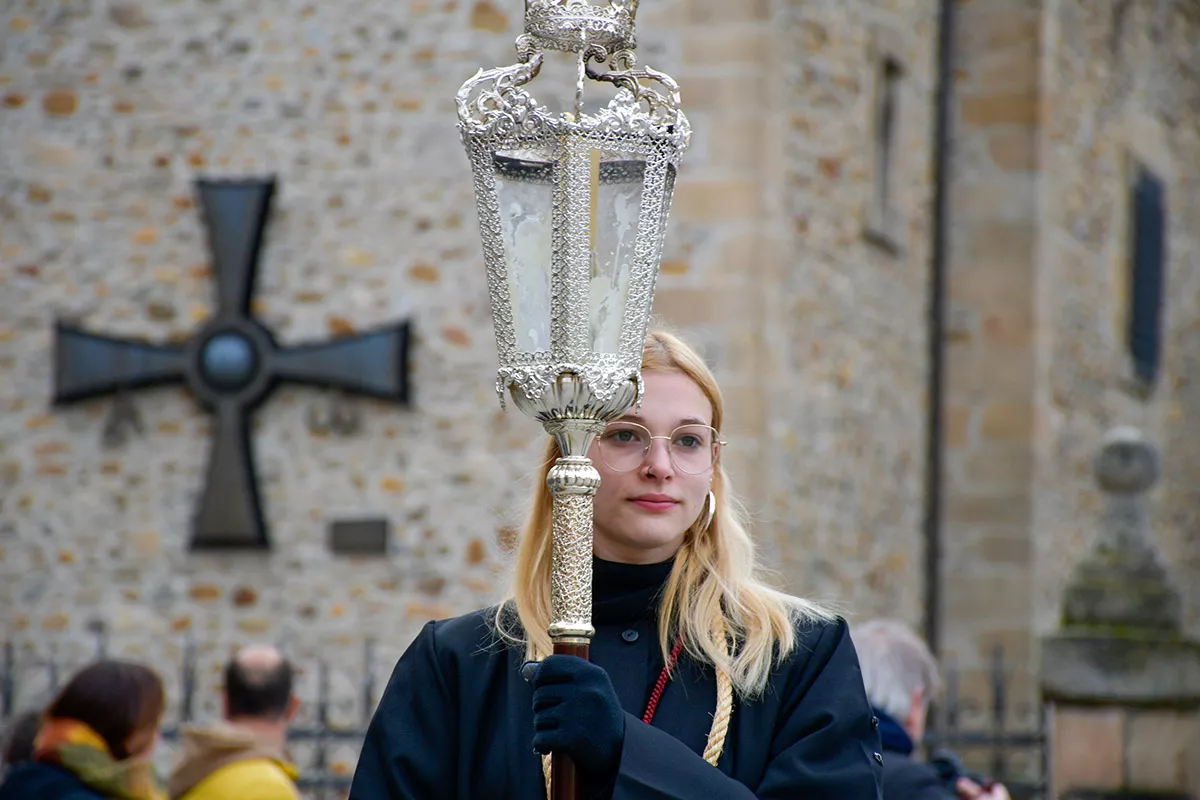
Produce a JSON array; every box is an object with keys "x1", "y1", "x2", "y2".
[{"x1": 529, "y1": 655, "x2": 625, "y2": 779}]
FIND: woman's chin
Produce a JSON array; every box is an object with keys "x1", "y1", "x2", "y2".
[{"x1": 600, "y1": 527, "x2": 685, "y2": 561}]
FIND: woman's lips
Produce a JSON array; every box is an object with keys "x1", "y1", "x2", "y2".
[{"x1": 630, "y1": 497, "x2": 678, "y2": 512}]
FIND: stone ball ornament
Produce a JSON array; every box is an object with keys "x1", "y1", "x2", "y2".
[{"x1": 1093, "y1": 425, "x2": 1160, "y2": 494}]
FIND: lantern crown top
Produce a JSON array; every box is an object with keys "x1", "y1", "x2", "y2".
[{"x1": 525, "y1": 0, "x2": 639, "y2": 52}]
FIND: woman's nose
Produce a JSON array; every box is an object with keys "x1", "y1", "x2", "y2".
[{"x1": 643, "y1": 437, "x2": 675, "y2": 476}]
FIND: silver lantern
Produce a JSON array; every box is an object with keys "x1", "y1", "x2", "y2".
[{"x1": 456, "y1": 0, "x2": 690, "y2": 758}]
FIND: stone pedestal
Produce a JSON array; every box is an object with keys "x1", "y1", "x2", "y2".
[{"x1": 1040, "y1": 428, "x2": 1200, "y2": 799}]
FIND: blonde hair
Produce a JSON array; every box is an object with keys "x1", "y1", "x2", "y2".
[{"x1": 495, "y1": 328, "x2": 830, "y2": 698}]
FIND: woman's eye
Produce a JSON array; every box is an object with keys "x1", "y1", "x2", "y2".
[{"x1": 676, "y1": 435, "x2": 700, "y2": 448}]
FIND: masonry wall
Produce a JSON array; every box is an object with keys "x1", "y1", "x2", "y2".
[
  {"x1": 764, "y1": 0, "x2": 937, "y2": 625},
  {"x1": 0, "y1": 0, "x2": 939, "y2": 772},
  {"x1": 1032, "y1": 0, "x2": 1200, "y2": 637},
  {"x1": 938, "y1": 0, "x2": 1043, "y2": 718}
]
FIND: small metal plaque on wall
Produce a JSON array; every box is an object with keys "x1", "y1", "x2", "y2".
[{"x1": 328, "y1": 518, "x2": 391, "y2": 556}]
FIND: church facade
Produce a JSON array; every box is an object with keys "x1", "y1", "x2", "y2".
[{"x1": 2, "y1": 0, "x2": 1198, "y2": 780}]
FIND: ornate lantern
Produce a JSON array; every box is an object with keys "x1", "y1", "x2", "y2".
[{"x1": 457, "y1": 0, "x2": 689, "y2": 795}]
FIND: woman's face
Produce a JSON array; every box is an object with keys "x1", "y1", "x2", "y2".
[{"x1": 589, "y1": 370, "x2": 716, "y2": 564}]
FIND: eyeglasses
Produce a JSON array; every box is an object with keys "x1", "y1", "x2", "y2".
[{"x1": 595, "y1": 421, "x2": 725, "y2": 475}]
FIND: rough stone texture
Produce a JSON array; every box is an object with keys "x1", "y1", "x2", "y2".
[
  {"x1": 3, "y1": 0, "x2": 1197, "y2": 785},
  {"x1": 757, "y1": 0, "x2": 936, "y2": 622},
  {"x1": 941, "y1": 0, "x2": 1200, "y2": 736},
  {"x1": 1050, "y1": 707, "x2": 1125, "y2": 792},
  {"x1": 939, "y1": 0, "x2": 1041, "y2": 725},
  {"x1": 1032, "y1": 0, "x2": 1200, "y2": 660},
  {"x1": 1048, "y1": 705, "x2": 1200, "y2": 798},
  {"x1": 0, "y1": 0, "x2": 935, "y2": 756}
]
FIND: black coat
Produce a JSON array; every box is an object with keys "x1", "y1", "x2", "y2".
[
  {"x1": 0, "y1": 762, "x2": 107, "y2": 800},
  {"x1": 880, "y1": 751, "x2": 958, "y2": 800},
  {"x1": 350, "y1": 587, "x2": 884, "y2": 799}
]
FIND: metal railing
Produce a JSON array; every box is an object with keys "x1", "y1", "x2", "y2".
[
  {"x1": 923, "y1": 643, "x2": 1049, "y2": 799},
  {"x1": 3, "y1": 633, "x2": 1049, "y2": 799}
]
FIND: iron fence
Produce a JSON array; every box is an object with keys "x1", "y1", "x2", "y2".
[
  {"x1": 1, "y1": 629, "x2": 376, "y2": 800},
  {"x1": 3, "y1": 632, "x2": 1048, "y2": 799},
  {"x1": 923, "y1": 643, "x2": 1049, "y2": 799}
]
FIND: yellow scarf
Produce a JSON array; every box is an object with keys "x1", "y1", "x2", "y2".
[{"x1": 34, "y1": 717, "x2": 167, "y2": 800}]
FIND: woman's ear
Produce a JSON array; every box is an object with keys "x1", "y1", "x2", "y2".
[{"x1": 124, "y1": 722, "x2": 160, "y2": 760}]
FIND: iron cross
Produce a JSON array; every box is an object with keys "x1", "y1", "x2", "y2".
[{"x1": 53, "y1": 177, "x2": 412, "y2": 550}]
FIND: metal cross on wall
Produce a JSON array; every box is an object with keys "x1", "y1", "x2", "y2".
[{"x1": 53, "y1": 177, "x2": 412, "y2": 551}]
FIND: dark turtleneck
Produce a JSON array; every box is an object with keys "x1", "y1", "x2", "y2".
[{"x1": 591, "y1": 555, "x2": 674, "y2": 626}]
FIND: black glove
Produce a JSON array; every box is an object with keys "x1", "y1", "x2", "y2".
[{"x1": 530, "y1": 655, "x2": 625, "y2": 779}]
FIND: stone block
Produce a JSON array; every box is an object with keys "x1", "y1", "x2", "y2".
[
  {"x1": 1051, "y1": 707, "x2": 1125, "y2": 792},
  {"x1": 681, "y1": 25, "x2": 771, "y2": 66},
  {"x1": 943, "y1": 492, "x2": 1032, "y2": 527},
  {"x1": 946, "y1": 255, "x2": 1036, "y2": 306},
  {"x1": 949, "y1": 176, "x2": 1037, "y2": 221},
  {"x1": 979, "y1": 400, "x2": 1032, "y2": 442},
  {"x1": 676, "y1": 73, "x2": 767, "y2": 113},
  {"x1": 961, "y1": 219, "x2": 1038, "y2": 266},
  {"x1": 1040, "y1": 632, "x2": 1200, "y2": 707},
  {"x1": 686, "y1": 0, "x2": 769, "y2": 24},
  {"x1": 961, "y1": 91, "x2": 1040, "y2": 127},
  {"x1": 673, "y1": 179, "x2": 762, "y2": 222},
  {"x1": 976, "y1": 532, "x2": 1032, "y2": 566},
  {"x1": 652, "y1": 288, "x2": 725, "y2": 326},
  {"x1": 1126, "y1": 709, "x2": 1200, "y2": 792},
  {"x1": 944, "y1": 403, "x2": 972, "y2": 449},
  {"x1": 987, "y1": 129, "x2": 1038, "y2": 172},
  {"x1": 707, "y1": 117, "x2": 768, "y2": 172}
]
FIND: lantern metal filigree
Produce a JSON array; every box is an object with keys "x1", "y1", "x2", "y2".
[
  {"x1": 459, "y1": 3, "x2": 688, "y2": 794},
  {"x1": 458, "y1": 0, "x2": 688, "y2": 652}
]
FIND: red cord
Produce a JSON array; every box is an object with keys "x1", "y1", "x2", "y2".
[{"x1": 642, "y1": 635, "x2": 685, "y2": 726}]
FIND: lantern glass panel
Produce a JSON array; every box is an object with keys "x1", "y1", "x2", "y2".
[
  {"x1": 589, "y1": 152, "x2": 646, "y2": 354},
  {"x1": 494, "y1": 151, "x2": 555, "y2": 352}
]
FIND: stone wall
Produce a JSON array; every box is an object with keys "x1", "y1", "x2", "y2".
[
  {"x1": 938, "y1": 0, "x2": 1042, "y2": 712},
  {"x1": 1032, "y1": 0, "x2": 1200, "y2": 643},
  {"x1": 0, "y1": 0, "x2": 939, "y2": 758},
  {"x1": 765, "y1": 0, "x2": 937, "y2": 624}
]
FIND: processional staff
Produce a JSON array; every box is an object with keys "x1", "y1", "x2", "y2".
[{"x1": 455, "y1": 1, "x2": 691, "y2": 797}]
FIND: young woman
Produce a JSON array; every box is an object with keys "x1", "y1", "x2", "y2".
[
  {"x1": 351, "y1": 330, "x2": 884, "y2": 799},
  {"x1": 0, "y1": 660, "x2": 166, "y2": 800}
]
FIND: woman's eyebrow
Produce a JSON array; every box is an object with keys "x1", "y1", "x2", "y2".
[{"x1": 620, "y1": 414, "x2": 710, "y2": 426}]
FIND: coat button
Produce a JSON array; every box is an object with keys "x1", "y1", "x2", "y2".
[
  {"x1": 874, "y1": 752, "x2": 884, "y2": 765},
  {"x1": 871, "y1": 716, "x2": 879, "y2": 730},
  {"x1": 621, "y1": 629, "x2": 639, "y2": 643}
]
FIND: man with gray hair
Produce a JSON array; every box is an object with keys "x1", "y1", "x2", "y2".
[{"x1": 852, "y1": 620, "x2": 1010, "y2": 800}]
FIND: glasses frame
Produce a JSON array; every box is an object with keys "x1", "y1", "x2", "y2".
[{"x1": 595, "y1": 420, "x2": 727, "y2": 475}]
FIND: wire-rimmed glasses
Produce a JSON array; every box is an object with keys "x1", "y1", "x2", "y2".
[{"x1": 594, "y1": 421, "x2": 725, "y2": 475}]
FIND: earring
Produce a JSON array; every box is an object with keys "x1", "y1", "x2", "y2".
[{"x1": 700, "y1": 490, "x2": 716, "y2": 533}]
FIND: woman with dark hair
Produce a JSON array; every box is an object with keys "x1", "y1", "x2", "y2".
[
  {"x1": 0, "y1": 660, "x2": 167, "y2": 800},
  {"x1": 1, "y1": 710, "x2": 41, "y2": 772}
]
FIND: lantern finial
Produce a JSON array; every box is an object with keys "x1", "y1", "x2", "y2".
[{"x1": 524, "y1": 0, "x2": 639, "y2": 52}]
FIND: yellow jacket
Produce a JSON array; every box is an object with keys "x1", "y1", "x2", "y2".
[{"x1": 168, "y1": 723, "x2": 300, "y2": 800}]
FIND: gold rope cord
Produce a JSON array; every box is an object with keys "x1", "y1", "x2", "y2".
[{"x1": 536, "y1": 631, "x2": 734, "y2": 799}]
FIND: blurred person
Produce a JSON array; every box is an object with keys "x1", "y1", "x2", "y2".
[
  {"x1": 852, "y1": 619, "x2": 1012, "y2": 800},
  {"x1": 167, "y1": 644, "x2": 299, "y2": 800},
  {"x1": 1, "y1": 710, "x2": 41, "y2": 772},
  {"x1": 0, "y1": 660, "x2": 166, "y2": 800}
]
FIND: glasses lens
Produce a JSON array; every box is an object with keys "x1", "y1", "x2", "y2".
[
  {"x1": 670, "y1": 425, "x2": 717, "y2": 475},
  {"x1": 598, "y1": 423, "x2": 650, "y2": 472}
]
